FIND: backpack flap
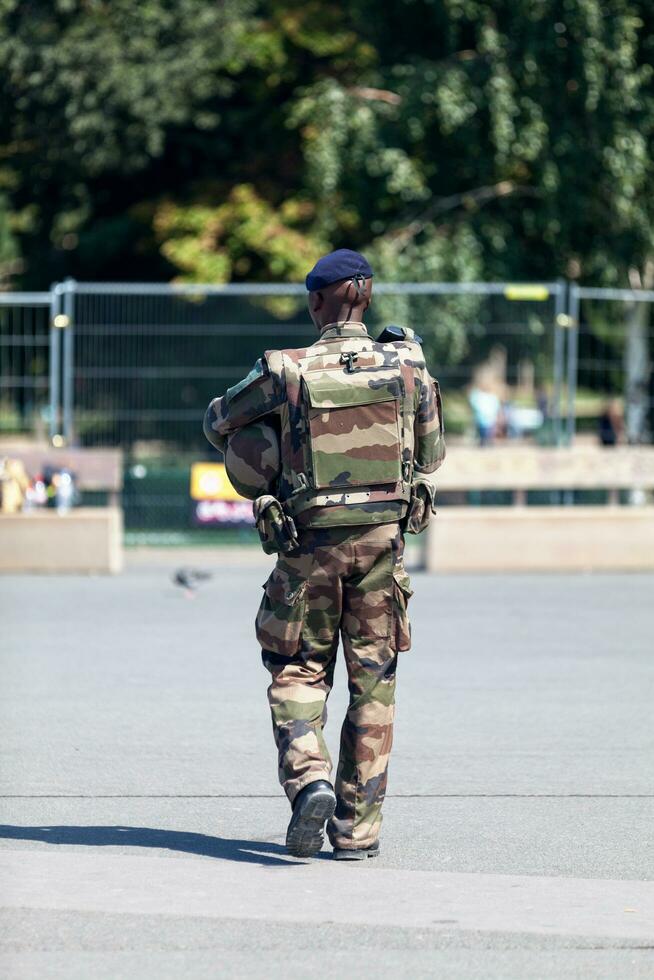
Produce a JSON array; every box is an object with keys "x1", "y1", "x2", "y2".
[{"x1": 303, "y1": 372, "x2": 404, "y2": 490}]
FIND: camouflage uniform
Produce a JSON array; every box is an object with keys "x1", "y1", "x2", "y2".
[{"x1": 205, "y1": 321, "x2": 444, "y2": 850}]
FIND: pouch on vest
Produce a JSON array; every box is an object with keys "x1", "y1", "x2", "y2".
[
  {"x1": 404, "y1": 476, "x2": 436, "y2": 534},
  {"x1": 302, "y1": 364, "x2": 404, "y2": 492},
  {"x1": 253, "y1": 494, "x2": 299, "y2": 555}
]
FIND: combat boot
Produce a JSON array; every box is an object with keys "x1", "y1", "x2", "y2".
[
  {"x1": 333, "y1": 841, "x2": 380, "y2": 861},
  {"x1": 286, "y1": 780, "x2": 336, "y2": 858}
]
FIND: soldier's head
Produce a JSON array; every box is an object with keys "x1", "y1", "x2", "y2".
[{"x1": 305, "y1": 249, "x2": 373, "y2": 330}]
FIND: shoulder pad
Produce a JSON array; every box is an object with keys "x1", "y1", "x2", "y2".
[
  {"x1": 224, "y1": 357, "x2": 273, "y2": 406},
  {"x1": 377, "y1": 324, "x2": 423, "y2": 345},
  {"x1": 263, "y1": 349, "x2": 284, "y2": 377}
]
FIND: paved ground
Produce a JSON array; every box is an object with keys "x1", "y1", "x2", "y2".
[{"x1": 1, "y1": 559, "x2": 653, "y2": 979}]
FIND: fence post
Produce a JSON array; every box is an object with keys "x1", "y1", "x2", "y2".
[
  {"x1": 48, "y1": 285, "x2": 62, "y2": 443},
  {"x1": 61, "y1": 278, "x2": 76, "y2": 445},
  {"x1": 552, "y1": 279, "x2": 567, "y2": 446},
  {"x1": 566, "y1": 283, "x2": 580, "y2": 445}
]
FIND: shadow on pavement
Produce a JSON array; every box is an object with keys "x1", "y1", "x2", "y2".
[{"x1": 0, "y1": 824, "x2": 326, "y2": 867}]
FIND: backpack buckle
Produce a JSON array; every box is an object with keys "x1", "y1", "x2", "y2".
[{"x1": 339, "y1": 351, "x2": 359, "y2": 373}]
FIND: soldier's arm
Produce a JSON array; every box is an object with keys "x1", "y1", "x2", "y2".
[
  {"x1": 413, "y1": 368, "x2": 445, "y2": 473},
  {"x1": 203, "y1": 356, "x2": 282, "y2": 451}
]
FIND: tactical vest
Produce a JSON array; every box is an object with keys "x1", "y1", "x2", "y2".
[{"x1": 264, "y1": 327, "x2": 424, "y2": 528}]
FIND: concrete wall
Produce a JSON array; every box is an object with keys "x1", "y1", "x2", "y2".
[
  {"x1": 424, "y1": 506, "x2": 654, "y2": 572},
  {"x1": 432, "y1": 446, "x2": 654, "y2": 492},
  {"x1": 0, "y1": 507, "x2": 123, "y2": 574}
]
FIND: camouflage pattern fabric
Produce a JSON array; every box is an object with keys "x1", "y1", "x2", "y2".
[
  {"x1": 258, "y1": 521, "x2": 412, "y2": 850},
  {"x1": 203, "y1": 318, "x2": 444, "y2": 852},
  {"x1": 224, "y1": 420, "x2": 281, "y2": 500},
  {"x1": 204, "y1": 321, "x2": 445, "y2": 529},
  {"x1": 405, "y1": 475, "x2": 437, "y2": 534},
  {"x1": 253, "y1": 494, "x2": 299, "y2": 555}
]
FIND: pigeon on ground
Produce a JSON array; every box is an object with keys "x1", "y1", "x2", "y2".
[{"x1": 173, "y1": 568, "x2": 213, "y2": 595}]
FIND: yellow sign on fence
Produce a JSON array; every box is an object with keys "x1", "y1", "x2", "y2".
[
  {"x1": 190, "y1": 462, "x2": 243, "y2": 502},
  {"x1": 503, "y1": 285, "x2": 550, "y2": 301}
]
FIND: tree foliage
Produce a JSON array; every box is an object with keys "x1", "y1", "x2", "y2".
[{"x1": 1, "y1": 0, "x2": 653, "y2": 287}]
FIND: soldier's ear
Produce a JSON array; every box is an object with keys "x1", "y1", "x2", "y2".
[
  {"x1": 308, "y1": 290, "x2": 323, "y2": 312},
  {"x1": 308, "y1": 290, "x2": 323, "y2": 329}
]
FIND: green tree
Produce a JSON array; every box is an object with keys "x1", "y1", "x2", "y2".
[
  {"x1": 282, "y1": 0, "x2": 654, "y2": 288},
  {"x1": 0, "y1": 0, "x2": 258, "y2": 283},
  {"x1": 1, "y1": 0, "x2": 653, "y2": 295},
  {"x1": 0, "y1": 193, "x2": 19, "y2": 285}
]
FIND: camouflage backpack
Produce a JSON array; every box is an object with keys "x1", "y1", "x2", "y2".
[
  {"x1": 216, "y1": 323, "x2": 443, "y2": 548},
  {"x1": 261, "y1": 326, "x2": 430, "y2": 529}
]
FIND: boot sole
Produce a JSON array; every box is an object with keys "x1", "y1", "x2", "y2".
[
  {"x1": 286, "y1": 789, "x2": 337, "y2": 858},
  {"x1": 333, "y1": 846, "x2": 380, "y2": 861}
]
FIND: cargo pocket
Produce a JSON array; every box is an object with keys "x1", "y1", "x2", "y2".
[
  {"x1": 255, "y1": 566, "x2": 308, "y2": 657},
  {"x1": 391, "y1": 568, "x2": 413, "y2": 652}
]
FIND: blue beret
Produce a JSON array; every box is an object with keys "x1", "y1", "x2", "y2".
[{"x1": 305, "y1": 249, "x2": 373, "y2": 292}]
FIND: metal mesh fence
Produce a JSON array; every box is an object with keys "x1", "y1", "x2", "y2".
[
  {"x1": 6, "y1": 279, "x2": 617, "y2": 535},
  {"x1": 0, "y1": 293, "x2": 52, "y2": 439},
  {"x1": 59, "y1": 280, "x2": 564, "y2": 534},
  {"x1": 371, "y1": 286, "x2": 564, "y2": 425},
  {"x1": 571, "y1": 286, "x2": 654, "y2": 446},
  {"x1": 68, "y1": 281, "x2": 565, "y2": 448},
  {"x1": 70, "y1": 285, "x2": 310, "y2": 450}
]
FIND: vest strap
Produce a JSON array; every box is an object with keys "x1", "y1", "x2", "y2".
[{"x1": 284, "y1": 484, "x2": 412, "y2": 517}]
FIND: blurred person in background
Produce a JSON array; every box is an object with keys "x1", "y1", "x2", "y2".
[
  {"x1": 0, "y1": 456, "x2": 29, "y2": 513},
  {"x1": 536, "y1": 386, "x2": 550, "y2": 422},
  {"x1": 469, "y1": 377, "x2": 501, "y2": 446},
  {"x1": 598, "y1": 399, "x2": 624, "y2": 447}
]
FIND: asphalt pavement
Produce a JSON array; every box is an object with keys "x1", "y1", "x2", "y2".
[{"x1": 1, "y1": 559, "x2": 653, "y2": 978}]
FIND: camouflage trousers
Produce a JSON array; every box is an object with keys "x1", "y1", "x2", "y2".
[{"x1": 256, "y1": 521, "x2": 413, "y2": 850}]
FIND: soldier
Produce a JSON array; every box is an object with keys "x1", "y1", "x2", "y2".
[{"x1": 204, "y1": 249, "x2": 445, "y2": 860}]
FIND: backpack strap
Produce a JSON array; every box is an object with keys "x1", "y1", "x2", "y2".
[{"x1": 377, "y1": 324, "x2": 423, "y2": 344}]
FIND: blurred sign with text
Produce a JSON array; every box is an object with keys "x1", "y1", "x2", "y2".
[{"x1": 190, "y1": 463, "x2": 254, "y2": 526}]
